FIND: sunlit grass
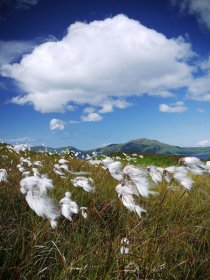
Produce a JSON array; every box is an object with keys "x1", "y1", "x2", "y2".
[{"x1": 0, "y1": 146, "x2": 209, "y2": 279}]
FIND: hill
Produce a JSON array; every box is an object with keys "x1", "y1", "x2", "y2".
[
  {"x1": 94, "y1": 138, "x2": 210, "y2": 157},
  {"x1": 32, "y1": 138, "x2": 210, "y2": 158}
]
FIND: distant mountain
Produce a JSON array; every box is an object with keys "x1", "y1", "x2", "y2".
[
  {"x1": 31, "y1": 138, "x2": 210, "y2": 158},
  {"x1": 87, "y1": 138, "x2": 210, "y2": 157}
]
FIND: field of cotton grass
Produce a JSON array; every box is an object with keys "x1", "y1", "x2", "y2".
[{"x1": 0, "y1": 143, "x2": 210, "y2": 279}]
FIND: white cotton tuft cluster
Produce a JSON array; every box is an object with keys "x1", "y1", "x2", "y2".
[
  {"x1": 58, "y1": 158, "x2": 69, "y2": 164},
  {"x1": 147, "y1": 157, "x2": 208, "y2": 191},
  {"x1": 80, "y1": 207, "x2": 88, "y2": 219},
  {"x1": 13, "y1": 144, "x2": 31, "y2": 153},
  {"x1": 123, "y1": 165, "x2": 151, "y2": 197},
  {"x1": 172, "y1": 166, "x2": 193, "y2": 190},
  {"x1": 20, "y1": 157, "x2": 32, "y2": 167},
  {"x1": 20, "y1": 175, "x2": 59, "y2": 228},
  {"x1": 115, "y1": 164, "x2": 151, "y2": 217},
  {"x1": 71, "y1": 176, "x2": 95, "y2": 192},
  {"x1": 17, "y1": 157, "x2": 44, "y2": 178},
  {"x1": 181, "y1": 157, "x2": 206, "y2": 176},
  {"x1": 88, "y1": 159, "x2": 102, "y2": 166},
  {"x1": 120, "y1": 237, "x2": 130, "y2": 255},
  {"x1": 0, "y1": 169, "x2": 7, "y2": 182},
  {"x1": 91, "y1": 155, "x2": 207, "y2": 216},
  {"x1": 32, "y1": 167, "x2": 40, "y2": 176},
  {"x1": 20, "y1": 175, "x2": 54, "y2": 194},
  {"x1": 17, "y1": 164, "x2": 25, "y2": 173},
  {"x1": 33, "y1": 160, "x2": 42, "y2": 167},
  {"x1": 147, "y1": 164, "x2": 194, "y2": 190},
  {"x1": 147, "y1": 166, "x2": 163, "y2": 184},
  {"x1": 53, "y1": 158, "x2": 69, "y2": 178},
  {"x1": 59, "y1": 192, "x2": 79, "y2": 221},
  {"x1": 89, "y1": 157, "x2": 152, "y2": 216},
  {"x1": 116, "y1": 183, "x2": 146, "y2": 217},
  {"x1": 105, "y1": 161, "x2": 123, "y2": 181},
  {"x1": 54, "y1": 157, "x2": 91, "y2": 177},
  {"x1": 205, "y1": 161, "x2": 210, "y2": 174},
  {"x1": 20, "y1": 173, "x2": 89, "y2": 227},
  {"x1": 181, "y1": 157, "x2": 205, "y2": 167}
]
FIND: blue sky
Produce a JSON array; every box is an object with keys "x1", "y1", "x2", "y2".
[{"x1": 0, "y1": 0, "x2": 210, "y2": 149}]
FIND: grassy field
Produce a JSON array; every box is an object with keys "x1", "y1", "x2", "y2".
[{"x1": 0, "y1": 145, "x2": 210, "y2": 279}]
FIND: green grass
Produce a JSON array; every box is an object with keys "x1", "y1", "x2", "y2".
[
  {"x1": 0, "y1": 147, "x2": 210, "y2": 279},
  {"x1": 109, "y1": 152, "x2": 181, "y2": 167}
]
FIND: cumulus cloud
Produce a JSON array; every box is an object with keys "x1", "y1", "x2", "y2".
[
  {"x1": 1, "y1": 14, "x2": 195, "y2": 113},
  {"x1": 81, "y1": 112, "x2": 103, "y2": 122},
  {"x1": 49, "y1": 119, "x2": 65, "y2": 130},
  {"x1": 99, "y1": 99, "x2": 131, "y2": 113},
  {"x1": 170, "y1": 0, "x2": 210, "y2": 30},
  {"x1": 81, "y1": 107, "x2": 103, "y2": 122},
  {"x1": 159, "y1": 101, "x2": 187, "y2": 113},
  {"x1": 197, "y1": 139, "x2": 210, "y2": 146}
]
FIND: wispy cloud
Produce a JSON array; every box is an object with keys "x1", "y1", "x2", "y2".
[
  {"x1": 16, "y1": 0, "x2": 40, "y2": 10},
  {"x1": 197, "y1": 139, "x2": 210, "y2": 146},
  {"x1": 69, "y1": 120, "x2": 80, "y2": 124},
  {"x1": 0, "y1": 0, "x2": 40, "y2": 12},
  {"x1": 196, "y1": 108, "x2": 205, "y2": 113},
  {"x1": 159, "y1": 101, "x2": 187, "y2": 113},
  {"x1": 8, "y1": 137, "x2": 36, "y2": 142},
  {"x1": 170, "y1": 0, "x2": 210, "y2": 30}
]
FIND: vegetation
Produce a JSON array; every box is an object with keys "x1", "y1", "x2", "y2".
[{"x1": 0, "y1": 145, "x2": 210, "y2": 279}]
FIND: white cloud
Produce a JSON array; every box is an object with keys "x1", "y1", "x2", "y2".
[
  {"x1": 49, "y1": 118, "x2": 65, "y2": 130},
  {"x1": 171, "y1": 0, "x2": 210, "y2": 30},
  {"x1": 99, "y1": 99, "x2": 131, "y2": 113},
  {"x1": 81, "y1": 107, "x2": 103, "y2": 122},
  {"x1": 159, "y1": 101, "x2": 187, "y2": 113},
  {"x1": 9, "y1": 137, "x2": 35, "y2": 142},
  {"x1": 1, "y1": 14, "x2": 195, "y2": 113},
  {"x1": 81, "y1": 112, "x2": 103, "y2": 122},
  {"x1": 197, "y1": 139, "x2": 210, "y2": 146},
  {"x1": 83, "y1": 107, "x2": 95, "y2": 114},
  {"x1": 183, "y1": 56, "x2": 210, "y2": 101},
  {"x1": 0, "y1": 40, "x2": 35, "y2": 66}
]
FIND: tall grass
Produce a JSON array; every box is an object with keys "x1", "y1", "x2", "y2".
[{"x1": 0, "y1": 147, "x2": 210, "y2": 279}]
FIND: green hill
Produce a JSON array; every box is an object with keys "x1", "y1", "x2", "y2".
[
  {"x1": 31, "y1": 138, "x2": 210, "y2": 157},
  {"x1": 86, "y1": 138, "x2": 210, "y2": 157}
]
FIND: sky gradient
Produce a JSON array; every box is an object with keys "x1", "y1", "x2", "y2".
[{"x1": 0, "y1": 0, "x2": 210, "y2": 149}]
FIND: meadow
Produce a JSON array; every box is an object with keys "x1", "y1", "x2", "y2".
[{"x1": 0, "y1": 144, "x2": 210, "y2": 280}]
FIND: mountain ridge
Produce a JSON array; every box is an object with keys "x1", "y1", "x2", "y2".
[{"x1": 31, "y1": 138, "x2": 210, "y2": 157}]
